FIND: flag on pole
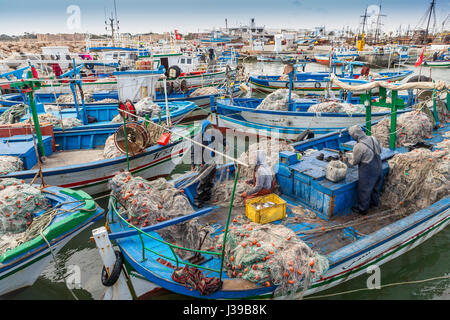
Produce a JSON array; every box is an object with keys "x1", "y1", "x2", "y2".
[
  {"x1": 415, "y1": 48, "x2": 425, "y2": 67},
  {"x1": 174, "y1": 30, "x2": 182, "y2": 40}
]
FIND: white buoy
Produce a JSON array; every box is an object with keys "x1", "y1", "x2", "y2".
[{"x1": 92, "y1": 226, "x2": 133, "y2": 300}]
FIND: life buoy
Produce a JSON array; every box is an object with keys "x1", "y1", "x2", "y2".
[
  {"x1": 167, "y1": 65, "x2": 181, "y2": 79},
  {"x1": 118, "y1": 100, "x2": 136, "y2": 119},
  {"x1": 314, "y1": 82, "x2": 322, "y2": 89}
]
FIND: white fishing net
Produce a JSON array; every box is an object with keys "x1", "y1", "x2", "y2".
[
  {"x1": 95, "y1": 98, "x2": 118, "y2": 104},
  {"x1": 111, "y1": 114, "x2": 123, "y2": 123},
  {"x1": 0, "y1": 178, "x2": 48, "y2": 235},
  {"x1": 325, "y1": 160, "x2": 347, "y2": 182},
  {"x1": 109, "y1": 172, "x2": 214, "y2": 259},
  {"x1": 102, "y1": 121, "x2": 168, "y2": 159},
  {"x1": 215, "y1": 215, "x2": 329, "y2": 298},
  {"x1": 61, "y1": 117, "x2": 83, "y2": 129},
  {"x1": 307, "y1": 101, "x2": 389, "y2": 114},
  {"x1": 256, "y1": 89, "x2": 300, "y2": 111},
  {"x1": 372, "y1": 110, "x2": 433, "y2": 148},
  {"x1": 0, "y1": 156, "x2": 23, "y2": 175},
  {"x1": 102, "y1": 134, "x2": 123, "y2": 159},
  {"x1": 380, "y1": 135, "x2": 449, "y2": 215},
  {"x1": 134, "y1": 97, "x2": 162, "y2": 117},
  {"x1": 0, "y1": 104, "x2": 27, "y2": 124},
  {"x1": 55, "y1": 91, "x2": 94, "y2": 104},
  {"x1": 189, "y1": 87, "x2": 219, "y2": 97},
  {"x1": 26, "y1": 113, "x2": 82, "y2": 129}
]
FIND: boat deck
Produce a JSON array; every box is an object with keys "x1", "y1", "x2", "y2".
[
  {"x1": 35, "y1": 149, "x2": 105, "y2": 169},
  {"x1": 109, "y1": 121, "x2": 449, "y2": 298}
]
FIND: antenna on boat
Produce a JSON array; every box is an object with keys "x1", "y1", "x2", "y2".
[
  {"x1": 374, "y1": 1, "x2": 386, "y2": 44},
  {"x1": 105, "y1": 0, "x2": 120, "y2": 46}
]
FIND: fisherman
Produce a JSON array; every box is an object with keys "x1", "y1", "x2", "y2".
[
  {"x1": 345, "y1": 125, "x2": 383, "y2": 215},
  {"x1": 360, "y1": 65, "x2": 370, "y2": 78},
  {"x1": 191, "y1": 120, "x2": 227, "y2": 208},
  {"x1": 240, "y1": 150, "x2": 274, "y2": 203}
]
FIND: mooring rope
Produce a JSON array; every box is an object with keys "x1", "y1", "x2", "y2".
[{"x1": 303, "y1": 274, "x2": 450, "y2": 300}]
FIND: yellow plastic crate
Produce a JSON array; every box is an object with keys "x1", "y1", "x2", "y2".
[{"x1": 245, "y1": 193, "x2": 286, "y2": 224}]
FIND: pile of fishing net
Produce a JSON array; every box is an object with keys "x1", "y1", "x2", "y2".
[
  {"x1": 102, "y1": 135, "x2": 123, "y2": 159},
  {"x1": 210, "y1": 139, "x2": 295, "y2": 207},
  {"x1": 256, "y1": 89, "x2": 300, "y2": 111},
  {"x1": 189, "y1": 87, "x2": 219, "y2": 97},
  {"x1": 102, "y1": 121, "x2": 168, "y2": 159},
  {"x1": 111, "y1": 114, "x2": 123, "y2": 123},
  {"x1": 94, "y1": 98, "x2": 118, "y2": 104},
  {"x1": 380, "y1": 134, "x2": 449, "y2": 215},
  {"x1": 237, "y1": 139, "x2": 295, "y2": 181},
  {"x1": 61, "y1": 117, "x2": 83, "y2": 129},
  {"x1": 55, "y1": 92, "x2": 94, "y2": 104},
  {"x1": 215, "y1": 215, "x2": 329, "y2": 298},
  {"x1": 307, "y1": 101, "x2": 389, "y2": 114},
  {"x1": 134, "y1": 97, "x2": 162, "y2": 117},
  {"x1": 25, "y1": 113, "x2": 82, "y2": 129},
  {"x1": 0, "y1": 104, "x2": 27, "y2": 124},
  {"x1": 109, "y1": 172, "x2": 214, "y2": 259},
  {"x1": 372, "y1": 110, "x2": 433, "y2": 148},
  {"x1": 420, "y1": 98, "x2": 449, "y2": 126},
  {"x1": 0, "y1": 156, "x2": 23, "y2": 175},
  {"x1": 0, "y1": 178, "x2": 48, "y2": 235}
]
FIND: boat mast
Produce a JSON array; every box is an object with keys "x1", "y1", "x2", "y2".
[
  {"x1": 423, "y1": 0, "x2": 436, "y2": 44},
  {"x1": 374, "y1": 1, "x2": 386, "y2": 44},
  {"x1": 105, "y1": 0, "x2": 120, "y2": 46}
]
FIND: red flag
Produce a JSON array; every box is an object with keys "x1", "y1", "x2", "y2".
[
  {"x1": 415, "y1": 48, "x2": 425, "y2": 67},
  {"x1": 174, "y1": 29, "x2": 182, "y2": 40}
]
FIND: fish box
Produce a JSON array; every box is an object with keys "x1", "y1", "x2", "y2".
[
  {"x1": 0, "y1": 122, "x2": 56, "y2": 151},
  {"x1": 245, "y1": 193, "x2": 286, "y2": 224},
  {"x1": 0, "y1": 135, "x2": 53, "y2": 169}
]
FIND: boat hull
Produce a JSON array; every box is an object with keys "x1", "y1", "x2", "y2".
[
  {"x1": 0, "y1": 187, "x2": 104, "y2": 296},
  {"x1": 5, "y1": 140, "x2": 189, "y2": 195},
  {"x1": 110, "y1": 196, "x2": 449, "y2": 299},
  {"x1": 214, "y1": 100, "x2": 407, "y2": 140}
]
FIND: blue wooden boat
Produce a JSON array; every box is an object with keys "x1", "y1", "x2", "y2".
[
  {"x1": 0, "y1": 186, "x2": 104, "y2": 296},
  {"x1": 1, "y1": 123, "x2": 198, "y2": 195},
  {"x1": 213, "y1": 94, "x2": 412, "y2": 140},
  {"x1": 249, "y1": 61, "x2": 413, "y2": 94},
  {"x1": 103, "y1": 119, "x2": 450, "y2": 299},
  {"x1": 0, "y1": 74, "x2": 201, "y2": 195}
]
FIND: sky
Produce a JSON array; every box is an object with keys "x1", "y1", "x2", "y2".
[{"x1": 0, "y1": 0, "x2": 448, "y2": 35}]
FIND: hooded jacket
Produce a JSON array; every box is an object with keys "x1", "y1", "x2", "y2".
[
  {"x1": 248, "y1": 150, "x2": 273, "y2": 195},
  {"x1": 348, "y1": 125, "x2": 382, "y2": 165}
]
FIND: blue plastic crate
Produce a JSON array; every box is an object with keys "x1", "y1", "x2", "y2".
[{"x1": 0, "y1": 135, "x2": 53, "y2": 169}]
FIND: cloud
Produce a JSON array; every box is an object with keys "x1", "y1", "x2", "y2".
[{"x1": 290, "y1": 0, "x2": 302, "y2": 6}]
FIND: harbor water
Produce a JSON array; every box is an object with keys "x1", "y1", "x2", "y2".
[{"x1": 2, "y1": 62, "x2": 449, "y2": 300}]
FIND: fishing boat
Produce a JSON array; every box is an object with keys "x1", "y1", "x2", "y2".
[
  {"x1": 98, "y1": 88, "x2": 449, "y2": 298},
  {"x1": 0, "y1": 186, "x2": 104, "y2": 296},
  {"x1": 256, "y1": 55, "x2": 297, "y2": 63},
  {"x1": 314, "y1": 47, "x2": 359, "y2": 66},
  {"x1": 0, "y1": 75, "x2": 199, "y2": 195},
  {"x1": 215, "y1": 73, "x2": 418, "y2": 140},
  {"x1": 423, "y1": 60, "x2": 450, "y2": 68},
  {"x1": 249, "y1": 61, "x2": 412, "y2": 94}
]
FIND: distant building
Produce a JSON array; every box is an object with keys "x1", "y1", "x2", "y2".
[{"x1": 36, "y1": 33, "x2": 85, "y2": 41}]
